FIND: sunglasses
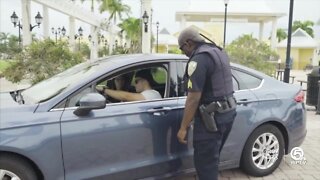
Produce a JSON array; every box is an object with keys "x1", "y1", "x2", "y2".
[
  {"x1": 179, "y1": 43, "x2": 186, "y2": 51},
  {"x1": 180, "y1": 40, "x2": 190, "y2": 51}
]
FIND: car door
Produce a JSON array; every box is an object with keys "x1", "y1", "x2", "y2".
[
  {"x1": 175, "y1": 60, "x2": 199, "y2": 170},
  {"x1": 176, "y1": 61, "x2": 261, "y2": 169},
  {"x1": 59, "y1": 62, "x2": 184, "y2": 180},
  {"x1": 219, "y1": 68, "x2": 261, "y2": 167}
]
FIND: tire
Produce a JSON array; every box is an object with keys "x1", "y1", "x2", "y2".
[
  {"x1": 240, "y1": 124, "x2": 285, "y2": 177},
  {"x1": 0, "y1": 154, "x2": 38, "y2": 180}
]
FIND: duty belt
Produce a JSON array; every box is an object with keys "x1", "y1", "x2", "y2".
[{"x1": 204, "y1": 96, "x2": 237, "y2": 113}]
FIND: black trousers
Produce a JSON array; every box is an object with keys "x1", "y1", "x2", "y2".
[{"x1": 193, "y1": 109, "x2": 236, "y2": 180}]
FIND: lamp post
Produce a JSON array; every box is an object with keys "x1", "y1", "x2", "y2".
[
  {"x1": 142, "y1": 11, "x2": 149, "y2": 33},
  {"x1": 99, "y1": 35, "x2": 105, "y2": 44},
  {"x1": 10, "y1": 11, "x2": 43, "y2": 46},
  {"x1": 74, "y1": 27, "x2": 83, "y2": 51},
  {"x1": 88, "y1": 34, "x2": 104, "y2": 45},
  {"x1": 156, "y1": 21, "x2": 159, "y2": 53},
  {"x1": 51, "y1": 26, "x2": 66, "y2": 43},
  {"x1": 115, "y1": 40, "x2": 118, "y2": 48},
  {"x1": 223, "y1": 0, "x2": 229, "y2": 48},
  {"x1": 283, "y1": 0, "x2": 294, "y2": 83}
]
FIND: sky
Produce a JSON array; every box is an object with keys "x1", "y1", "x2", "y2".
[{"x1": 0, "y1": 0, "x2": 320, "y2": 43}]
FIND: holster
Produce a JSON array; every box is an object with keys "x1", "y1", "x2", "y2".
[
  {"x1": 199, "y1": 104, "x2": 218, "y2": 133},
  {"x1": 198, "y1": 97, "x2": 237, "y2": 133}
]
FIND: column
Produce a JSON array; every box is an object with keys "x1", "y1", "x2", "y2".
[
  {"x1": 90, "y1": 25, "x2": 98, "y2": 61},
  {"x1": 21, "y1": 0, "x2": 32, "y2": 46},
  {"x1": 180, "y1": 16, "x2": 187, "y2": 31},
  {"x1": 108, "y1": 23, "x2": 114, "y2": 55},
  {"x1": 271, "y1": 18, "x2": 277, "y2": 49},
  {"x1": 259, "y1": 21, "x2": 264, "y2": 41},
  {"x1": 69, "y1": 16, "x2": 76, "y2": 51},
  {"x1": 141, "y1": 0, "x2": 152, "y2": 53},
  {"x1": 42, "y1": 6, "x2": 49, "y2": 38},
  {"x1": 312, "y1": 49, "x2": 318, "y2": 66}
]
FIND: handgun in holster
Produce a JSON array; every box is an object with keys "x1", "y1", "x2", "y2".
[
  {"x1": 199, "y1": 104, "x2": 218, "y2": 133},
  {"x1": 198, "y1": 97, "x2": 237, "y2": 133}
]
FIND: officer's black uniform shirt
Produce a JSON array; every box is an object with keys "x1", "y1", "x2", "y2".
[
  {"x1": 186, "y1": 45, "x2": 218, "y2": 104},
  {"x1": 185, "y1": 44, "x2": 224, "y2": 140}
]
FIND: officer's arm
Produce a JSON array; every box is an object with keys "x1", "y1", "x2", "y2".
[{"x1": 180, "y1": 91, "x2": 201, "y2": 130}]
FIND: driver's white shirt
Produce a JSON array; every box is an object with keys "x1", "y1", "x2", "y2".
[{"x1": 141, "y1": 89, "x2": 162, "y2": 100}]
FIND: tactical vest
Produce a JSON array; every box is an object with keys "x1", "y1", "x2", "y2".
[{"x1": 190, "y1": 43, "x2": 234, "y2": 100}]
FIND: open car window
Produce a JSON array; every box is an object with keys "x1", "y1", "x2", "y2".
[{"x1": 65, "y1": 66, "x2": 168, "y2": 107}]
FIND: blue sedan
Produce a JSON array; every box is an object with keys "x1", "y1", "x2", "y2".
[{"x1": 0, "y1": 54, "x2": 306, "y2": 180}]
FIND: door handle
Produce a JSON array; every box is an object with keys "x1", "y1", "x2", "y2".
[
  {"x1": 147, "y1": 107, "x2": 172, "y2": 116},
  {"x1": 237, "y1": 99, "x2": 255, "y2": 105}
]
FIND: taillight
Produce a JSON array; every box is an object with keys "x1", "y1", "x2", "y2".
[{"x1": 294, "y1": 91, "x2": 305, "y2": 102}]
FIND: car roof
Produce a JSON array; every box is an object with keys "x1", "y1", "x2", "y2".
[
  {"x1": 96, "y1": 53, "x2": 187, "y2": 65},
  {"x1": 92, "y1": 53, "x2": 272, "y2": 79}
]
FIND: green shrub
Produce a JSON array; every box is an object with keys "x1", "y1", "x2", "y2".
[
  {"x1": 3, "y1": 39, "x2": 84, "y2": 84},
  {"x1": 226, "y1": 34, "x2": 278, "y2": 75}
]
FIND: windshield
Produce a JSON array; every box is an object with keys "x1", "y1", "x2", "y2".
[{"x1": 22, "y1": 61, "x2": 101, "y2": 104}]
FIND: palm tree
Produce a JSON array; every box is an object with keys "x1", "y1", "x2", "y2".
[
  {"x1": 276, "y1": 29, "x2": 287, "y2": 42},
  {"x1": 292, "y1": 20, "x2": 314, "y2": 37},
  {"x1": 80, "y1": 0, "x2": 100, "y2": 12},
  {"x1": 99, "y1": 0, "x2": 131, "y2": 54},
  {"x1": 118, "y1": 17, "x2": 141, "y2": 53},
  {"x1": 99, "y1": 0, "x2": 130, "y2": 25},
  {"x1": 0, "y1": 32, "x2": 10, "y2": 45}
]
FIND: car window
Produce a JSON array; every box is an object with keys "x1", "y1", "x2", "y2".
[
  {"x1": 232, "y1": 69, "x2": 262, "y2": 90},
  {"x1": 232, "y1": 76, "x2": 239, "y2": 91},
  {"x1": 151, "y1": 67, "x2": 167, "y2": 98},
  {"x1": 177, "y1": 61, "x2": 187, "y2": 97},
  {"x1": 65, "y1": 66, "x2": 168, "y2": 107}
]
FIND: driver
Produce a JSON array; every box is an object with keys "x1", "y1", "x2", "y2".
[{"x1": 98, "y1": 69, "x2": 162, "y2": 102}]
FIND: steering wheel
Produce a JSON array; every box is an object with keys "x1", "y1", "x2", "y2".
[{"x1": 94, "y1": 86, "x2": 111, "y2": 103}]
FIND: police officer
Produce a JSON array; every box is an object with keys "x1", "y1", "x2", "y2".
[{"x1": 177, "y1": 27, "x2": 237, "y2": 180}]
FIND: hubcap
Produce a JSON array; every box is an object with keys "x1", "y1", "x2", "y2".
[
  {"x1": 252, "y1": 133, "x2": 279, "y2": 169},
  {"x1": 0, "y1": 169, "x2": 21, "y2": 180}
]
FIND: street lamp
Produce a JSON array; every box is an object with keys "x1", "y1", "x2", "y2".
[
  {"x1": 10, "y1": 11, "x2": 43, "y2": 45},
  {"x1": 223, "y1": 0, "x2": 229, "y2": 48},
  {"x1": 51, "y1": 26, "x2": 66, "y2": 43},
  {"x1": 88, "y1": 34, "x2": 105, "y2": 45},
  {"x1": 115, "y1": 40, "x2": 118, "y2": 48},
  {"x1": 142, "y1": 11, "x2": 149, "y2": 33},
  {"x1": 156, "y1": 21, "x2": 159, "y2": 53},
  {"x1": 74, "y1": 27, "x2": 83, "y2": 51},
  {"x1": 284, "y1": 0, "x2": 294, "y2": 83},
  {"x1": 99, "y1": 35, "x2": 105, "y2": 44}
]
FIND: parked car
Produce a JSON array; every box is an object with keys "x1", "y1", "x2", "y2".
[{"x1": 0, "y1": 54, "x2": 306, "y2": 180}]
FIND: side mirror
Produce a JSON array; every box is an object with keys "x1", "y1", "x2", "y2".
[{"x1": 73, "y1": 93, "x2": 106, "y2": 116}]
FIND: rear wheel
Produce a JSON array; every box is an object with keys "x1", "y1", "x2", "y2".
[
  {"x1": 0, "y1": 155, "x2": 38, "y2": 180},
  {"x1": 241, "y1": 124, "x2": 285, "y2": 177}
]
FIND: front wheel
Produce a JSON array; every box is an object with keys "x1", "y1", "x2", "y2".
[
  {"x1": 0, "y1": 155, "x2": 38, "y2": 180},
  {"x1": 241, "y1": 124, "x2": 285, "y2": 177}
]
